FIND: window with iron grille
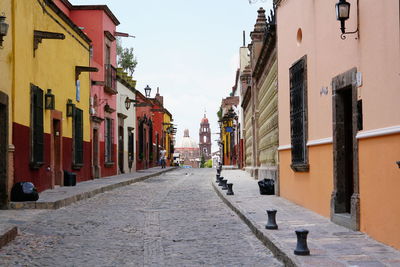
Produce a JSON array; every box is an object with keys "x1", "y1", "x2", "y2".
[
  {"x1": 73, "y1": 108, "x2": 84, "y2": 168},
  {"x1": 138, "y1": 121, "x2": 144, "y2": 160},
  {"x1": 289, "y1": 56, "x2": 309, "y2": 171},
  {"x1": 105, "y1": 117, "x2": 114, "y2": 164},
  {"x1": 149, "y1": 121, "x2": 153, "y2": 161},
  {"x1": 30, "y1": 84, "x2": 44, "y2": 168},
  {"x1": 128, "y1": 128, "x2": 134, "y2": 163}
]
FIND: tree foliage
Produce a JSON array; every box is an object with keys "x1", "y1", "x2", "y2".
[
  {"x1": 200, "y1": 155, "x2": 206, "y2": 168},
  {"x1": 204, "y1": 159, "x2": 213, "y2": 168},
  {"x1": 117, "y1": 38, "x2": 138, "y2": 76}
]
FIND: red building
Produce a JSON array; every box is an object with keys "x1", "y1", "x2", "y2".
[
  {"x1": 135, "y1": 90, "x2": 153, "y2": 171},
  {"x1": 149, "y1": 88, "x2": 166, "y2": 166},
  {"x1": 55, "y1": 0, "x2": 120, "y2": 178}
]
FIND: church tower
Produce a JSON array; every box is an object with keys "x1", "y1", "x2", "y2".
[{"x1": 199, "y1": 114, "x2": 211, "y2": 160}]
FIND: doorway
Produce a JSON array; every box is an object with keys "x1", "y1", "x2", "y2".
[
  {"x1": 118, "y1": 126, "x2": 124, "y2": 173},
  {"x1": 92, "y1": 128, "x2": 100, "y2": 178},
  {"x1": 0, "y1": 92, "x2": 8, "y2": 207},
  {"x1": 331, "y1": 68, "x2": 360, "y2": 230},
  {"x1": 51, "y1": 117, "x2": 62, "y2": 186}
]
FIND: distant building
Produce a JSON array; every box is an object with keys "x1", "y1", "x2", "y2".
[
  {"x1": 199, "y1": 115, "x2": 211, "y2": 161},
  {"x1": 174, "y1": 129, "x2": 200, "y2": 168}
]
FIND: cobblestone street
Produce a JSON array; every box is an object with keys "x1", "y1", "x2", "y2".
[{"x1": 0, "y1": 169, "x2": 282, "y2": 266}]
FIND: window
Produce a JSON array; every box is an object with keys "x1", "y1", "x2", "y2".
[
  {"x1": 149, "y1": 121, "x2": 153, "y2": 161},
  {"x1": 105, "y1": 117, "x2": 114, "y2": 164},
  {"x1": 73, "y1": 108, "x2": 84, "y2": 168},
  {"x1": 30, "y1": 84, "x2": 44, "y2": 168},
  {"x1": 289, "y1": 56, "x2": 309, "y2": 171},
  {"x1": 138, "y1": 121, "x2": 144, "y2": 159},
  {"x1": 128, "y1": 128, "x2": 134, "y2": 163}
]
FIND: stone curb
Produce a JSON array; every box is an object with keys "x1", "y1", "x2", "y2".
[
  {"x1": 8, "y1": 168, "x2": 176, "y2": 210},
  {"x1": 211, "y1": 179, "x2": 299, "y2": 267},
  {"x1": 0, "y1": 226, "x2": 18, "y2": 249}
]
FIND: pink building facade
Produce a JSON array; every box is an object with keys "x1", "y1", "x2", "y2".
[{"x1": 55, "y1": 0, "x2": 119, "y2": 178}]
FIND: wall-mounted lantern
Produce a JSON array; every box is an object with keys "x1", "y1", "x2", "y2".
[
  {"x1": 45, "y1": 89, "x2": 55, "y2": 110},
  {"x1": 144, "y1": 85, "x2": 152, "y2": 98},
  {"x1": 0, "y1": 14, "x2": 9, "y2": 48},
  {"x1": 66, "y1": 99, "x2": 75, "y2": 117},
  {"x1": 124, "y1": 97, "x2": 137, "y2": 110},
  {"x1": 335, "y1": 0, "x2": 359, "y2": 40}
]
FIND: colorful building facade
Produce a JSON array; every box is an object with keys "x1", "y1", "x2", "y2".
[
  {"x1": 116, "y1": 69, "x2": 136, "y2": 174},
  {"x1": 245, "y1": 8, "x2": 279, "y2": 183},
  {"x1": 56, "y1": 0, "x2": 120, "y2": 178},
  {"x1": 0, "y1": 0, "x2": 12, "y2": 206},
  {"x1": 276, "y1": 0, "x2": 400, "y2": 249},
  {"x1": 11, "y1": 0, "x2": 92, "y2": 192},
  {"x1": 135, "y1": 90, "x2": 153, "y2": 170},
  {"x1": 163, "y1": 110, "x2": 174, "y2": 166}
]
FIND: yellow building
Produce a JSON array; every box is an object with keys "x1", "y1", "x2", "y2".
[
  {"x1": 0, "y1": 0, "x2": 12, "y2": 207},
  {"x1": 163, "y1": 110, "x2": 174, "y2": 165},
  {"x1": 10, "y1": 0, "x2": 93, "y2": 192}
]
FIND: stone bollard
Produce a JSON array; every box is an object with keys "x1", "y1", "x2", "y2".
[
  {"x1": 294, "y1": 229, "x2": 310, "y2": 256},
  {"x1": 226, "y1": 183, "x2": 234, "y2": 195},
  {"x1": 265, "y1": 209, "x2": 278, "y2": 230},
  {"x1": 218, "y1": 177, "x2": 224, "y2": 186},
  {"x1": 216, "y1": 174, "x2": 220, "y2": 183},
  {"x1": 221, "y1": 179, "x2": 228, "y2": 190}
]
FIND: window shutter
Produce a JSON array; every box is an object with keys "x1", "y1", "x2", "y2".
[
  {"x1": 74, "y1": 108, "x2": 84, "y2": 165},
  {"x1": 105, "y1": 118, "x2": 109, "y2": 162},
  {"x1": 104, "y1": 118, "x2": 114, "y2": 163},
  {"x1": 110, "y1": 118, "x2": 114, "y2": 162},
  {"x1": 289, "y1": 57, "x2": 308, "y2": 169},
  {"x1": 31, "y1": 84, "x2": 44, "y2": 166}
]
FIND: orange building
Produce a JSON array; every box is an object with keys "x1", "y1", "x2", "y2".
[{"x1": 276, "y1": 0, "x2": 400, "y2": 249}]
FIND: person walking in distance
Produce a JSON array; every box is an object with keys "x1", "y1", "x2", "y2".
[{"x1": 160, "y1": 149, "x2": 167, "y2": 168}]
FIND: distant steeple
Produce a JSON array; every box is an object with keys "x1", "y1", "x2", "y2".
[{"x1": 155, "y1": 86, "x2": 164, "y2": 106}]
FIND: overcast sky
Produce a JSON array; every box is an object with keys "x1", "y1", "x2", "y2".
[{"x1": 70, "y1": 0, "x2": 273, "y2": 152}]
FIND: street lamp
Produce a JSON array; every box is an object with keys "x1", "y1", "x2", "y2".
[
  {"x1": 0, "y1": 14, "x2": 9, "y2": 48},
  {"x1": 336, "y1": 0, "x2": 350, "y2": 33},
  {"x1": 66, "y1": 99, "x2": 75, "y2": 117},
  {"x1": 335, "y1": 0, "x2": 358, "y2": 40},
  {"x1": 144, "y1": 85, "x2": 151, "y2": 98},
  {"x1": 45, "y1": 89, "x2": 55, "y2": 110},
  {"x1": 125, "y1": 96, "x2": 136, "y2": 110}
]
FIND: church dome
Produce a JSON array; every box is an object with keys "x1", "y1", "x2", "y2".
[{"x1": 176, "y1": 129, "x2": 198, "y2": 148}]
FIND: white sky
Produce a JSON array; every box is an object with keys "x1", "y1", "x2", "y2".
[{"x1": 70, "y1": 0, "x2": 273, "y2": 152}]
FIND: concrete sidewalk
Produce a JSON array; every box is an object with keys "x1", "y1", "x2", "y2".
[
  {"x1": 0, "y1": 166, "x2": 176, "y2": 248},
  {"x1": 213, "y1": 169, "x2": 400, "y2": 267}
]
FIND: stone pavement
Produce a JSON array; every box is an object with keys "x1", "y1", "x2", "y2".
[
  {"x1": 0, "y1": 166, "x2": 175, "y2": 249},
  {"x1": 0, "y1": 168, "x2": 282, "y2": 266},
  {"x1": 213, "y1": 169, "x2": 400, "y2": 267}
]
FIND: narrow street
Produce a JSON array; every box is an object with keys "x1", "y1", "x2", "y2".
[{"x1": 0, "y1": 169, "x2": 282, "y2": 266}]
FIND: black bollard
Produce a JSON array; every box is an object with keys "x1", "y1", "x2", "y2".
[
  {"x1": 294, "y1": 229, "x2": 310, "y2": 256},
  {"x1": 216, "y1": 174, "x2": 220, "y2": 183},
  {"x1": 218, "y1": 177, "x2": 224, "y2": 186},
  {"x1": 217, "y1": 169, "x2": 221, "y2": 175},
  {"x1": 265, "y1": 209, "x2": 278, "y2": 230},
  {"x1": 217, "y1": 176, "x2": 223, "y2": 184},
  {"x1": 221, "y1": 179, "x2": 228, "y2": 190},
  {"x1": 226, "y1": 183, "x2": 234, "y2": 195}
]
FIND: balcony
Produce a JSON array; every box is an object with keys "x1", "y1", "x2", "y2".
[{"x1": 104, "y1": 64, "x2": 117, "y2": 94}]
